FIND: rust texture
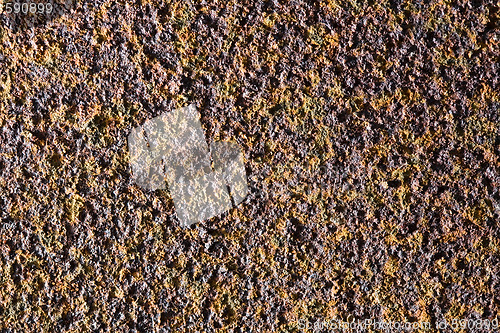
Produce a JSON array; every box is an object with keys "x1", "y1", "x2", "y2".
[{"x1": 0, "y1": 0, "x2": 498, "y2": 331}]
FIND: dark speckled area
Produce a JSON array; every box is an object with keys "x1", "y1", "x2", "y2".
[{"x1": 0, "y1": 0, "x2": 498, "y2": 331}]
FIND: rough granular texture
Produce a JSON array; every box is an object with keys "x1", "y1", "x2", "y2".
[{"x1": 0, "y1": 0, "x2": 498, "y2": 332}]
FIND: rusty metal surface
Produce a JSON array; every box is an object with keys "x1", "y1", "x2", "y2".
[{"x1": 0, "y1": 0, "x2": 498, "y2": 331}]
